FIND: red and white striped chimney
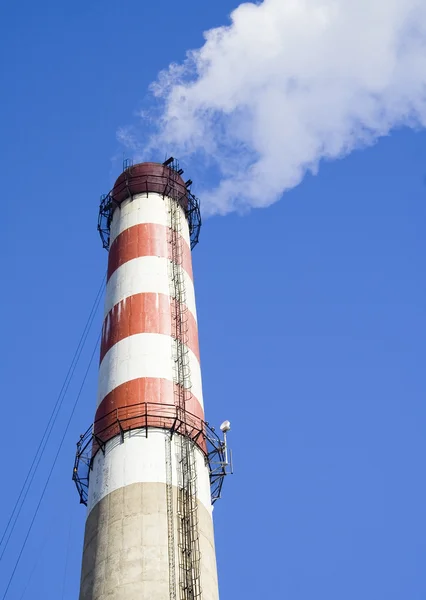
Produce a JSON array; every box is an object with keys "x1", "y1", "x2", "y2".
[{"x1": 74, "y1": 161, "x2": 228, "y2": 600}]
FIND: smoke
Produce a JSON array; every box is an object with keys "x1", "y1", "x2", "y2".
[{"x1": 136, "y1": 0, "x2": 426, "y2": 214}]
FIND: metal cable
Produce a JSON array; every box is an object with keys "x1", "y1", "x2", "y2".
[
  {"x1": 17, "y1": 530, "x2": 50, "y2": 600},
  {"x1": 0, "y1": 273, "x2": 105, "y2": 563},
  {"x1": 1, "y1": 331, "x2": 102, "y2": 600}
]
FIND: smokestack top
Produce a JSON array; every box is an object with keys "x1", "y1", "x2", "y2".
[
  {"x1": 112, "y1": 161, "x2": 189, "y2": 208},
  {"x1": 98, "y1": 159, "x2": 202, "y2": 251}
]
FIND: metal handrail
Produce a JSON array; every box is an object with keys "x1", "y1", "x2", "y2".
[
  {"x1": 98, "y1": 163, "x2": 201, "y2": 251},
  {"x1": 72, "y1": 401, "x2": 228, "y2": 507}
]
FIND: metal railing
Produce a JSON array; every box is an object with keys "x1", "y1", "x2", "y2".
[
  {"x1": 97, "y1": 161, "x2": 201, "y2": 251},
  {"x1": 72, "y1": 401, "x2": 230, "y2": 507}
]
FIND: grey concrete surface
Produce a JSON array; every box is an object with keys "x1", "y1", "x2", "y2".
[{"x1": 79, "y1": 482, "x2": 219, "y2": 600}]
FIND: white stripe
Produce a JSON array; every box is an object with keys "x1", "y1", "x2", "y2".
[
  {"x1": 104, "y1": 256, "x2": 197, "y2": 322},
  {"x1": 97, "y1": 333, "x2": 203, "y2": 408},
  {"x1": 87, "y1": 429, "x2": 212, "y2": 515},
  {"x1": 110, "y1": 193, "x2": 190, "y2": 247}
]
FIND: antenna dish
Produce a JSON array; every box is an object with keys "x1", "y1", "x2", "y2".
[{"x1": 220, "y1": 420, "x2": 231, "y2": 433}]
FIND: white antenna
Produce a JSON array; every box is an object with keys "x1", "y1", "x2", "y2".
[{"x1": 220, "y1": 421, "x2": 231, "y2": 466}]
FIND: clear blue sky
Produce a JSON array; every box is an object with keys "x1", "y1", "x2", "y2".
[{"x1": 1, "y1": 1, "x2": 426, "y2": 599}]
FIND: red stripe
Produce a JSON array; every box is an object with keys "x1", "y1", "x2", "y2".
[
  {"x1": 112, "y1": 162, "x2": 188, "y2": 208},
  {"x1": 100, "y1": 293, "x2": 199, "y2": 364},
  {"x1": 108, "y1": 223, "x2": 193, "y2": 282},
  {"x1": 93, "y1": 378, "x2": 205, "y2": 452}
]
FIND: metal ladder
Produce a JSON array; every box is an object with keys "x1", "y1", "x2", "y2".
[
  {"x1": 166, "y1": 167, "x2": 202, "y2": 600},
  {"x1": 166, "y1": 433, "x2": 177, "y2": 600}
]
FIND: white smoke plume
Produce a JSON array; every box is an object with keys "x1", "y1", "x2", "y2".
[{"x1": 139, "y1": 0, "x2": 426, "y2": 215}]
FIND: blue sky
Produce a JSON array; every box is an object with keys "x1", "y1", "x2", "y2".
[{"x1": 1, "y1": 1, "x2": 426, "y2": 599}]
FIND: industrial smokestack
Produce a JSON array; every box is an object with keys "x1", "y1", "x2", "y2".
[{"x1": 73, "y1": 160, "x2": 230, "y2": 599}]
